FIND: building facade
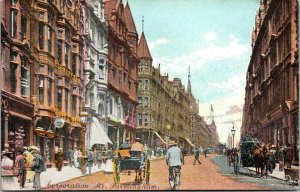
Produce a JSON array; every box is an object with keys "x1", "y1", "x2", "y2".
[
  {"x1": 241, "y1": 0, "x2": 298, "y2": 162},
  {"x1": 1, "y1": 0, "x2": 87, "y2": 164},
  {"x1": 104, "y1": 0, "x2": 139, "y2": 148},
  {"x1": 83, "y1": 0, "x2": 111, "y2": 150},
  {"x1": 136, "y1": 31, "x2": 213, "y2": 150}
]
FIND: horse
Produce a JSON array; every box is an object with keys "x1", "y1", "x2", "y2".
[{"x1": 253, "y1": 143, "x2": 270, "y2": 178}]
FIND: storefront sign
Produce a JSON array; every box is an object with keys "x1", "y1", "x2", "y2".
[{"x1": 54, "y1": 118, "x2": 65, "y2": 128}]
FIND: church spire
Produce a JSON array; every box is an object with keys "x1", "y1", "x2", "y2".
[{"x1": 187, "y1": 66, "x2": 191, "y2": 93}]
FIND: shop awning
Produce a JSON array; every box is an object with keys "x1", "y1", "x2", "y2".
[
  {"x1": 90, "y1": 117, "x2": 112, "y2": 146},
  {"x1": 153, "y1": 131, "x2": 167, "y2": 145},
  {"x1": 184, "y1": 137, "x2": 195, "y2": 147}
]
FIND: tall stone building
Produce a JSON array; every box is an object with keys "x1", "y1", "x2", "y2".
[
  {"x1": 1, "y1": 0, "x2": 87, "y2": 162},
  {"x1": 242, "y1": 0, "x2": 298, "y2": 162},
  {"x1": 1, "y1": 0, "x2": 36, "y2": 160},
  {"x1": 83, "y1": 0, "x2": 111, "y2": 149},
  {"x1": 136, "y1": 31, "x2": 213, "y2": 150},
  {"x1": 104, "y1": 0, "x2": 139, "y2": 148}
]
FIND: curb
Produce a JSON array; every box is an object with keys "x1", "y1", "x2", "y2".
[{"x1": 245, "y1": 167, "x2": 285, "y2": 181}]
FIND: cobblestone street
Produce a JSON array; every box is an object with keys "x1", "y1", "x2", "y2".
[{"x1": 47, "y1": 155, "x2": 268, "y2": 190}]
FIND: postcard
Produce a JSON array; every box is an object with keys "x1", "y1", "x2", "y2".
[{"x1": 0, "y1": 0, "x2": 299, "y2": 191}]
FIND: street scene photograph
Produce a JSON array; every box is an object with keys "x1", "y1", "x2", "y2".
[{"x1": 0, "y1": 0, "x2": 299, "y2": 191}]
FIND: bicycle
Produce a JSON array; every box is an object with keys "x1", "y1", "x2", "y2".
[{"x1": 169, "y1": 166, "x2": 181, "y2": 190}]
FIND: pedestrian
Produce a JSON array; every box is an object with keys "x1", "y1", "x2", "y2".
[
  {"x1": 32, "y1": 150, "x2": 46, "y2": 190},
  {"x1": 278, "y1": 146, "x2": 285, "y2": 171},
  {"x1": 1, "y1": 150, "x2": 14, "y2": 190},
  {"x1": 284, "y1": 143, "x2": 293, "y2": 168},
  {"x1": 55, "y1": 148, "x2": 64, "y2": 171},
  {"x1": 193, "y1": 147, "x2": 201, "y2": 165},
  {"x1": 18, "y1": 152, "x2": 27, "y2": 189},
  {"x1": 74, "y1": 148, "x2": 79, "y2": 168},
  {"x1": 77, "y1": 148, "x2": 83, "y2": 169},
  {"x1": 95, "y1": 149, "x2": 103, "y2": 170},
  {"x1": 15, "y1": 150, "x2": 23, "y2": 184},
  {"x1": 25, "y1": 147, "x2": 35, "y2": 183},
  {"x1": 104, "y1": 148, "x2": 113, "y2": 173},
  {"x1": 83, "y1": 148, "x2": 93, "y2": 176},
  {"x1": 67, "y1": 149, "x2": 74, "y2": 167},
  {"x1": 204, "y1": 148, "x2": 208, "y2": 158}
]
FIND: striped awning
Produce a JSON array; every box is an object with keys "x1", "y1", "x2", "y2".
[
  {"x1": 184, "y1": 137, "x2": 195, "y2": 147},
  {"x1": 153, "y1": 131, "x2": 167, "y2": 145}
]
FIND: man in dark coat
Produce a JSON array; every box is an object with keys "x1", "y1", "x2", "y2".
[
  {"x1": 19, "y1": 153, "x2": 27, "y2": 189},
  {"x1": 193, "y1": 147, "x2": 201, "y2": 165},
  {"x1": 120, "y1": 138, "x2": 131, "y2": 150},
  {"x1": 67, "y1": 149, "x2": 74, "y2": 167},
  {"x1": 284, "y1": 143, "x2": 293, "y2": 168},
  {"x1": 83, "y1": 149, "x2": 93, "y2": 176},
  {"x1": 32, "y1": 151, "x2": 45, "y2": 190}
]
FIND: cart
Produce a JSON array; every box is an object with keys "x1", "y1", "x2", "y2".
[
  {"x1": 113, "y1": 150, "x2": 151, "y2": 184},
  {"x1": 284, "y1": 168, "x2": 299, "y2": 186}
]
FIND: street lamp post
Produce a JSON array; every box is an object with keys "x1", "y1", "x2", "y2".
[
  {"x1": 79, "y1": 107, "x2": 88, "y2": 155},
  {"x1": 231, "y1": 126, "x2": 236, "y2": 149}
]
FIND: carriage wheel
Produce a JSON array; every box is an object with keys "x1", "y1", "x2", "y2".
[
  {"x1": 113, "y1": 159, "x2": 120, "y2": 183},
  {"x1": 146, "y1": 159, "x2": 151, "y2": 184}
]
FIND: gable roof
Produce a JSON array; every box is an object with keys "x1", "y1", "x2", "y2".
[
  {"x1": 124, "y1": 2, "x2": 137, "y2": 34},
  {"x1": 137, "y1": 32, "x2": 152, "y2": 61},
  {"x1": 104, "y1": 0, "x2": 121, "y2": 18}
]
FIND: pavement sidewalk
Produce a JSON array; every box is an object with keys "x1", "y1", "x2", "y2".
[
  {"x1": 246, "y1": 163, "x2": 299, "y2": 181},
  {"x1": 3, "y1": 156, "x2": 165, "y2": 191},
  {"x1": 4, "y1": 164, "x2": 104, "y2": 191}
]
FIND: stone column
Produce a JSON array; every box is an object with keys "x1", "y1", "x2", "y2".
[{"x1": 4, "y1": 113, "x2": 9, "y2": 149}]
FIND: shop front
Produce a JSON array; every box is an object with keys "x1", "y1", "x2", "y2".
[{"x1": 1, "y1": 92, "x2": 34, "y2": 160}]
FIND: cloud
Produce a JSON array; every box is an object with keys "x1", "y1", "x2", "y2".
[
  {"x1": 209, "y1": 74, "x2": 245, "y2": 92},
  {"x1": 148, "y1": 38, "x2": 169, "y2": 51},
  {"x1": 225, "y1": 105, "x2": 242, "y2": 115},
  {"x1": 204, "y1": 32, "x2": 218, "y2": 42},
  {"x1": 155, "y1": 34, "x2": 249, "y2": 75}
]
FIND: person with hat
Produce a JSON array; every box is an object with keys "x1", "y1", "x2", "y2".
[
  {"x1": 131, "y1": 137, "x2": 144, "y2": 152},
  {"x1": 1, "y1": 150, "x2": 13, "y2": 167},
  {"x1": 32, "y1": 150, "x2": 45, "y2": 190},
  {"x1": 24, "y1": 147, "x2": 35, "y2": 183},
  {"x1": 193, "y1": 147, "x2": 201, "y2": 165},
  {"x1": 120, "y1": 138, "x2": 131, "y2": 150},
  {"x1": 1, "y1": 150, "x2": 14, "y2": 190},
  {"x1": 166, "y1": 141, "x2": 183, "y2": 187},
  {"x1": 55, "y1": 148, "x2": 64, "y2": 171},
  {"x1": 83, "y1": 148, "x2": 93, "y2": 176}
]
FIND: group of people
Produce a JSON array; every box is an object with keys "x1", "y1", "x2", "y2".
[{"x1": 1, "y1": 147, "x2": 46, "y2": 190}]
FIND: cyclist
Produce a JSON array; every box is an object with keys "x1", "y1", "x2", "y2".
[{"x1": 166, "y1": 140, "x2": 184, "y2": 189}]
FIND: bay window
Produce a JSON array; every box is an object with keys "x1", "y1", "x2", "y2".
[{"x1": 38, "y1": 76, "x2": 44, "y2": 103}]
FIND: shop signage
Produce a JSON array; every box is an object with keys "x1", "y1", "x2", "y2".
[{"x1": 54, "y1": 118, "x2": 65, "y2": 128}]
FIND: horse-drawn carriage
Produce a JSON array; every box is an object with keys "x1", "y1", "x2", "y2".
[
  {"x1": 112, "y1": 149, "x2": 151, "y2": 184},
  {"x1": 239, "y1": 135, "x2": 260, "y2": 167}
]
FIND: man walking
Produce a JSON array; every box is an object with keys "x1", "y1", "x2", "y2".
[
  {"x1": 83, "y1": 149, "x2": 93, "y2": 176},
  {"x1": 193, "y1": 147, "x2": 201, "y2": 165},
  {"x1": 96, "y1": 149, "x2": 102, "y2": 170},
  {"x1": 32, "y1": 150, "x2": 45, "y2": 190},
  {"x1": 67, "y1": 149, "x2": 74, "y2": 167}
]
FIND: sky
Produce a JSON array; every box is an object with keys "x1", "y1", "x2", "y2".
[{"x1": 127, "y1": 0, "x2": 260, "y2": 145}]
